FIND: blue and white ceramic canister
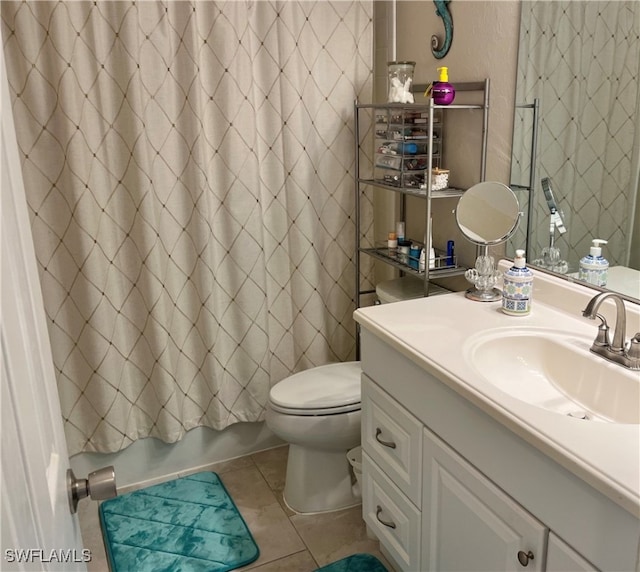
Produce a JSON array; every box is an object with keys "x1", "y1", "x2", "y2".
[{"x1": 502, "y1": 250, "x2": 533, "y2": 316}]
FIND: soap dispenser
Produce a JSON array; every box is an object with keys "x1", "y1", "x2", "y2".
[
  {"x1": 502, "y1": 250, "x2": 533, "y2": 316},
  {"x1": 432, "y1": 67, "x2": 455, "y2": 105},
  {"x1": 579, "y1": 239, "x2": 609, "y2": 287}
]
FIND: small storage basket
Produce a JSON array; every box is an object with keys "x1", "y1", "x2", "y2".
[{"x1": 431, "y1": 168, "x2": 450, "y2": 191}]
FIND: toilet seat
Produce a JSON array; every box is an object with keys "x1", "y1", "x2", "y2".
[{"x1": 268, "y1": 362, "x2": 361, "y2": 416}]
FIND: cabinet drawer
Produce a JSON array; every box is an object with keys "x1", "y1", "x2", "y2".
[
  {"x1": 362, "y1": 452, "x2": 421, "y2": 572},
  {"x1": 362, "y1": 375, "x2": 422, "y2": 505},
  {"x1": 375, "y1": 153, "x2": 429, "y2": 171}
]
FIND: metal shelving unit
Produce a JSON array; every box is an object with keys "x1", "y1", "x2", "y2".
[{"x1": 354, "y1": 79, "x2": 490, "y2": 348}]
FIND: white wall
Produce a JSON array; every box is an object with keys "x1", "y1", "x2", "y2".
[
  {"x1": 396, "y1": 0, "x2": 520, "y2": 186},
  {"x1": 70, "y1": 423, "x2": 282, "y2": 492},
  {"x1": 395, "y1": 1, "x2": 521, "y2": 272}
]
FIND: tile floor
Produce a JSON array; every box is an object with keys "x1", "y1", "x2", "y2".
[{"x1": 78, "y1": 445, "x2": 394, "y2": 572}]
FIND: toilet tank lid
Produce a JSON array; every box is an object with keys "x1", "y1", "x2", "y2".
[{"x1": 270, "y1": 361, "x2": 361, "y2": 410}]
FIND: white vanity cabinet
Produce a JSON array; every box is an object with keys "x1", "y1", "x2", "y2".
[
  {"x1": 359, "y1": 328, "x2": 636, "y2": 572},
  {"x1": 362, "y1": 374, "x2": 547, "y2": 572}
]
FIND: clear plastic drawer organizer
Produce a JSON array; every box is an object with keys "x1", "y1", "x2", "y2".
[{"x1": 373, "y1": 109, "x2": 447, "y2": 191}]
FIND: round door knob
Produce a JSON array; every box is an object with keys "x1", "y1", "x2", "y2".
[
  {"x1": 517, "y1": 550, "x2": 534, "y2": 567},
  {"x1": 87, "y1": 466, "x2": 117, "y2": 500}
]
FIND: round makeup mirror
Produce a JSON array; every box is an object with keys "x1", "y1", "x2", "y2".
[
  {"x1": 455, "y1": 182, "x2": 521, "y2": 301},
  {"x1": 455, "y1": 182, "x2": 520, "y2": 245}
]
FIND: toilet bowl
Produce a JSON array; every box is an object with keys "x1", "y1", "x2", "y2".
[{"x1": 265, "y1": 361, "x2": 362, "y2": 514}]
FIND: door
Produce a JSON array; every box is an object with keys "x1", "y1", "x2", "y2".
[
  {"x1": 1, "y1": 44, "x2": 88, "y2": 571},
  {"x1": 421, "y1": 427, "x2": 547, "y2": 572}
]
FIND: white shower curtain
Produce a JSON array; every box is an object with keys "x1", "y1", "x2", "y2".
[{"x1": 1, "y1": 1, "x2": 373, "y2": 455}]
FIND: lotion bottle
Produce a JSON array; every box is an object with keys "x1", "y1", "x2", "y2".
[
  {"x1": 432, "y1": 66, "x2": 455, "y2": 105},
  {"x1": 419, "y1": 248, "x2": 426, "y2": 272},
  {"x1": 502, "y1": 249, "x2": 533, "y2": 316},
  {"x1": 396, "y1": 221, "x2": 405, "y2": 243},
  {"x1": 578, "y1": 239, "x2": 609, "y2": 287}
]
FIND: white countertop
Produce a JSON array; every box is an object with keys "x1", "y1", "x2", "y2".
[{"x1": 354, "y1": 264, "x2": 640, "y2": 517}]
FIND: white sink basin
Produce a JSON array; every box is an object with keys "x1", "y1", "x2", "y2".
[{"x1": 464, "y1": 328, "x2": 640, "y2": 424}]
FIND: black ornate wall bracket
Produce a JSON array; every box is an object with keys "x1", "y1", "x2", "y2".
[{"x1": 431, "y1": 0, "x2": 453, "y2": 59}]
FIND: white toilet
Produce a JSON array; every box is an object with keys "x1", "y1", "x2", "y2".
[
  {"x1": 376, "y1": 274, "x2": 449, "y2": 303},
  {"x1": 265, "y1": 361, "x2": 362, "y2": 514}
]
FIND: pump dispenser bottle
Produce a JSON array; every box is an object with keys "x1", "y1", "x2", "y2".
[
  {"x1": 579, "y1": 239, "x2": 609, "y2": 286},
  {"x1": 502, "y1": 250, "x2": 533, "y2": 316},
  {"x1": 432, "y1": 67, "x2": 455, "y2": 105}
]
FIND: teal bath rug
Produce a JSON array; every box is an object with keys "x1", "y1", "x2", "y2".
[
  {"x1": 315, "y1": 553, "x2": 388, "y2": 572},
  {"x1": 99, "y1": 471, "x2": 259, "y2": 572}
]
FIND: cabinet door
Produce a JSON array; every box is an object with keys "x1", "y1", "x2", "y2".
[
  {"x1": 546, "y1": 533, "x2": 598, "y2": 571},
  {"x1": 422, "y1": 427, "x2": 547, "y2": 572}
]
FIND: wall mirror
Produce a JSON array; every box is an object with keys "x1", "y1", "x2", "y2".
[
  {"x1": 456, "y1": 182, "x2": 520, "y2": 301},
  {"x1": 508, "y1": 0, "x2": 640, "y2": 302}
]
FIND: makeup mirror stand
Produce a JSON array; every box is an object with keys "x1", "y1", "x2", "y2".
[
  {"x1": 464, "y1": 244, "x2": 503, "y2": 302},
  {"x1": 455, "y1": 182, "x2": 521, "y2": 302}
]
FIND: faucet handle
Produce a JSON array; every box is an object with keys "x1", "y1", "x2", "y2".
[
  {"x1": 592, "y1": 314, "x2": 610, "y2": 347},
  {"x1": 627, "y1": 333, "x2": 640, "y2": 360}
]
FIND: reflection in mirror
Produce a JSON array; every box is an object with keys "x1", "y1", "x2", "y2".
[
  {"x1": 530, "y1": 177, "x2": 569, "y2": 274},
  {"x1": 456, "y1": 182, "x2": 520, "y2": 301},
  {"x1": 509, "y1": 1, "x2": 640, "y2": 301}
]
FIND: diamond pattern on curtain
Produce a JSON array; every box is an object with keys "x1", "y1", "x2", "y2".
[
  {"x1": 514, "y1": 0, "x2": 639, "y2": 266},
  {"x1": 1, "y1": 0, "x2": 373, "y2": 455}
]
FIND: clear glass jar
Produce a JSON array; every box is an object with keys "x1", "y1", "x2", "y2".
[{"x1": 388, "y1": 61, "x2": 415, "y2": 103}]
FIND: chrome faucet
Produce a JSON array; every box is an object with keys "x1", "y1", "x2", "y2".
[{"x1": 582, "y1": 292, "x2": 640, "y2": 370}]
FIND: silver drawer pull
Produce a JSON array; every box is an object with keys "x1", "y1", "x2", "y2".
[
  {"x1": 376, "y1": 505, "x2": 396, "y2": 529},
  {"x1": 375, "y1": 427, "x2": 397, "y2": 449}
]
